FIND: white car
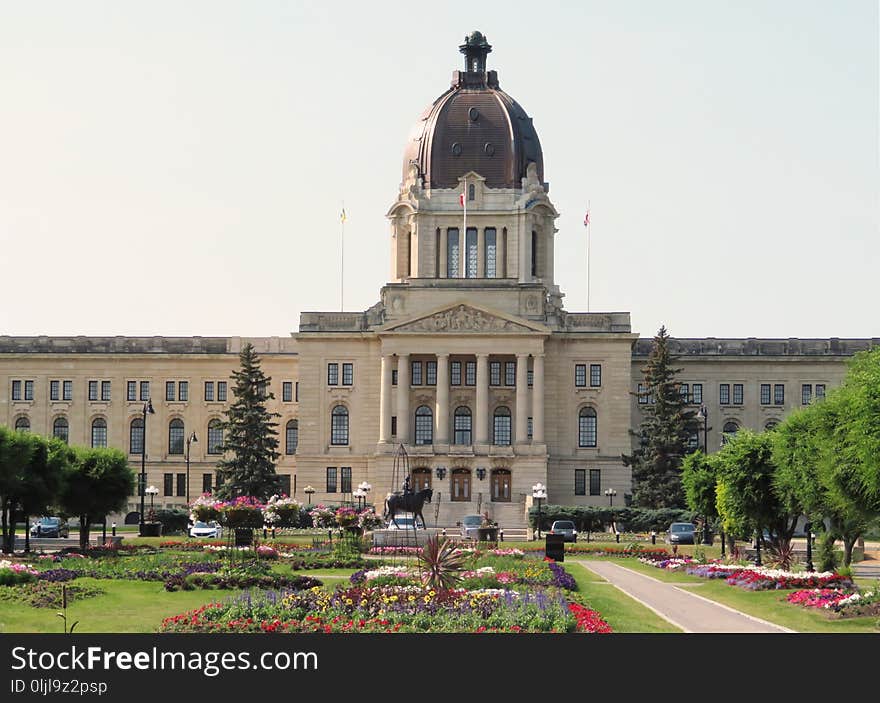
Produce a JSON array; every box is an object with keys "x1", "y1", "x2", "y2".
[
  {"x1": 386, "y1": 512, "x2": 423, "y2": 530},
  {"x1": 189, "y1": 521, "x2": 222, "y2": 538}
]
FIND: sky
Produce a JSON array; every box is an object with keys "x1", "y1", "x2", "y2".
[{"x1": 1, "y1": 1, "x2": 877, "y2": 339}]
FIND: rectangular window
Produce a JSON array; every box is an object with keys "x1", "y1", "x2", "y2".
[
  {"x1": 575, "y1": 469, "x2": 586, "y2": 496},
  {"x1": 391, "y1": 416, "x2": 397, "y2": 437},
  {"x1": 426, "y1": 361, "x2": 437, "y2": 386},
  {"x1": 447, "y1": 228, "x2": 460, "y2": 277},
  {"x1": 802, "y1": 384, "x2": 812, "y2": 405},
  {"x1": 590, "y1": 364, "x2": 602, "y2": 387},
  {"x1": 679, "y1": 383, "x2": 689, "y2": 402},
  {"x1": 815, "y1": 384, "x2": 825, "y2": 400},
  {"x1": 295, "y1": 381, "x2": 299, "y2": 402},
  {"x1": 528, "y1": 369, "x2": 533, "y2": 387},
  {"x1": 24, "y1": 380, "x2": 34, "y2": 401},
  {"x1": 490, "y1": 361, "x2": 501, "y2": 386},
  {"x1": 451, "y1": 361, "x2": 462, "y2": 386},
  {"x1": 465, "y1": 227, "x2": 478, "y2": 278},
  {"x1": 205, "y1": 381, "x2": 214, "y2": 402},
  {"x1": 279, "y1": 475, "x2": 291, "y2": 498},
  {"x1": 217, "y1": 382, "x2": 227, "y2": 402},
  {"x1": 575, "y1": 364, "x2": 586, "y2": 387},
  {"x1": 733, "y1": 384, "x2": 743, "y2": 405},
  {"x1": 505, "y1": 361, "x2": 516, "y2": 386},
  {"x1": 12, "y1": 380, "x2": 22, "y2": 400},
  {"x1": 166, "y1": 381, "x2": 175, "y2": 401},
  {"x1": 327, "y1": 363, "x2": 339, "y2": 386},
  {"x1": 202, "y1": 473, "x2": 212, "y2": 494},
  {"x1": 177, "y1": 473, "x2": 186, "y2": 497},
  {"x1": 589, "y1": 470, "x2": 601, "y2": 496},
  {"x1": 531, "y1": 230, "x2": 538, "y2": 277},
  {"x1": 282, "y1": 381, "x2": 293, "y2": 402},
  {"x1": 391, "y1": 370, "x2": 398, "y2": 386},
  {"x1": 341, "y1": 467, "x2": 352, "y2": 494},
  {"x1": 178, "y1": 381, "x2": 188, "y2": 401},
  {"x1": 774, "y1": 384, "x2": 785, "y2": 405},
  {"x1": 100, "y1": 381, "x2": 110, "y2": 401},
  {"x1": 88, "y1": 380, "x2": 98, "y2": 401},
  {"x1": 485, "y1": 227, "x2": 497, "y2": 278},
  {"x1": 140, "y1": 381, "x2": 150, "y2": 401},
  {"x1": 638, "y1": 383, "x2": 647, "y2": 404},
  {"x1": 163, "y1": 473, "x2": 173, "y2": 497},
  {"x1": 411, "y1": 361, "x2": 423, "y2": 386},
  {"x1": 760, "y1": 383, "x2": 771, "y2": 405},
  {"x1": 527, "y1": 417, "x2": 533, "y2": 440},
  {"x1": 126, "y1": 381, "x2": 136, "y2": 402},
  {"x1": 465, "y1": 361, "x2": 476, "y2": 386},
  {"x1": 51, "y1": 380, "x2": 60, "y2": 401},
  {"x1": 62, "y1": 380, "x2": 73, "y2": 401},
  {"x1": 692, "y1": 383, "x2": 702, "y2": 404},
  {"x1": 342, "y1": 363, "x2": 353, "y2": 386},
  {"x1": 326, "y1": 467, "x2": 337, "y2": 493},
  {"x1": 216, "y1": 472, "x2": 224, "y2": 488},
  {"x1": 719, "y1": 383, "x2": 730, "y2": 405}
]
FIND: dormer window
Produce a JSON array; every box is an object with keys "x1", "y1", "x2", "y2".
[{"x1": 468, "y1": 183, "x2": 475, "y2": 201}]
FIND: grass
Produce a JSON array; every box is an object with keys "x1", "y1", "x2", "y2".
[{"x1": 567, "y1": 563, "x2": 681, "y2": 633}]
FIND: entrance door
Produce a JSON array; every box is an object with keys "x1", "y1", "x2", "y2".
[
  {"x1": 491, "y1": 469, "x2": 511, "y2": 502},
  {"x1": 412, "y1": 468, "x2": 432, "y2": 492},
  {"x1": 451, "y1": 469, "x2": 471, "y2": 502}
]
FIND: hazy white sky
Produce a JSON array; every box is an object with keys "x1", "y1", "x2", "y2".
[{"x1": 1, "y1": 1, "x2": 877, "y2": 339}]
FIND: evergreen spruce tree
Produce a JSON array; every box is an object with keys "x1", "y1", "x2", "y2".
[
  {"x1": 622, "y1": 326, "x2": 698, "y2": 508},
  {"x1": 214, "y1": 343, "x2": 282, "y2": 500}
]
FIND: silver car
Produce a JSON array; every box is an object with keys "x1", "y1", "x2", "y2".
[{"x1": 549, "y1": 520, "x2": 578, "y2": 542}]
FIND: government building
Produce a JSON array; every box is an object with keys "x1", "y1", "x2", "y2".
[{"x1": 1, "y1": 33, "x2": 876, "y2": 530}]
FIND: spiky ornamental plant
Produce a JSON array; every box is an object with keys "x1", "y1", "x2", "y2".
[
  {"x1": 214, "y1": 343, "x2": 282, "y2": 501},
  {"x1": 418, "y1": 536, "x2": 467, "y2": 591},
  {"x1": 623, "y1": 326, "x2": 699, "y2": 508}
]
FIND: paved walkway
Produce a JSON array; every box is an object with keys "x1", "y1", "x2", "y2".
[{"x1": 575, "y1": 560, "x2": 793, "y2": 633}]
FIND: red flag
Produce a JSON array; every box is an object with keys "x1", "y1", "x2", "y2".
[
  {"x1": 459, "y1": 192, "x2": 465, "y2": 207},
  {"x1": 584, "y1": 210, "x2": 590, "y2": 227}
]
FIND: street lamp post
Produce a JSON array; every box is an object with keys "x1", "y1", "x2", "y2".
[
  {"x1": 805, "y1": 522, "x2": 814, "y2": 572},
  {"x1": 358, "y1": 481, "x2": 372, "y2": 511},
  {"x1": 697, "y1": 404, "x2": 723, "y2": 554},
  {"x1": 532, "y1": 482, "x2": 547, "y2": 540},
  {"x1": 352, "y1": 488, "x2": 365, "y2": 510},
  {"x1": 754, "y1": 529, "x2": 762, "y2": 567},
  {"x1": 185, "y1": 432, "x2": 198, "y2": 507},
  {"x1": 304, "y1": 485, "x2": 315, "y2": 506},
  {"x1": 604, "y1": 488, "x2": 617, "y2": 507},
  {"x1": 145, "y1": 485, "x2": 159, "y2": 519},
  {"x1": 139, "y1": 399, "x2": 155, "y2": 536}
]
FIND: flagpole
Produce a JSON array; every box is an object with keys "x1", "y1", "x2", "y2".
[
  {"x1": 586, "y1": 200, "x2": 591, "y2": 313},
  {"x1": 340, "y1": 201, "x2": 345, "y2": 311},
  {"x1": 462, "y1": 177, "x2": 467, "y2": 278}
]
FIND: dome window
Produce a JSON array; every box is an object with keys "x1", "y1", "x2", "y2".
[
  {"x1": 484, "y1": 142, "x2": 495, "y2": 156},
  {"x1": 451, "y1": 142, "x2": 462, "y2": 156},
  {"x1": 468, "y1": 106, "x2": 479, "y2": 122}
]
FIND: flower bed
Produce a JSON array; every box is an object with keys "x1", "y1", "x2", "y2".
[
  {"x1": 0, "y1": 560, "x2": 39, "y2": 586},
  {"x1": 786, "y1": 588, "x2": 880, "y2": 618},
  {"x1": 638, "y1": 555, "x2": 695, "y2": 570},
  {"x1": 785, "y1": 589, "x2": 852, "y2": 610},
  {"x1": 685, "y1": 564, "x2": 853, "y2": 591},
  {"x1": 163, "y1": 573, "x2": 322, "y2": 592},
  {"x1": 0, "y1": 581, "x2": 104, "y2": 608}
]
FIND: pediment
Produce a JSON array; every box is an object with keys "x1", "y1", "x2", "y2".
[{"x1": 381, "y1": 303, "x2": 547, "y2": 335}]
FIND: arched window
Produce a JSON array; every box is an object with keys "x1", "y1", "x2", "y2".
[
  {"x1": 53, "y1": 417, "x2": 69, "y2": 444},
  {"x1": 331, "y1": 405, "x2": 349, "y2": 445},
  {"x1": 453, "y1": 406, "x2": 472, "y2": 445},
  {"x1": 491, "y1": 469, "x2": 511, "y2": 502},
  {"x1": 765, "y1": 420, "x2": 780, "y2": 431},
  {"x1": 207, "y1": 419, "x2": 224, "y2": 455},
  {"x1": 168, "y1": 419, "x2": 184, "y2": 455},
  {"x1": 412, "y1": 468, "x2": 432, "y2": 492},
  {"x1": 91, "y1": 418, "x2": 107, "y2": 448},
  {"x1": 14, "y1": 416, "x2": 30, "y2": 433},
  {"x1": 721, "y1": 421, "x2": 740, "y2": 445},
  {"x1": 414, "y1": 405, "x2": 433, "y2": 445},
  {"x1": 468, "y1": 183, "x2": 475, "y2": 201},
  {"x1": 578, "y1": 407, "x2": 597, "y2": 448},
  {"x1": 493, "y1": 406, "x2": 511, "y2": 445},
  {"x1": 286, "y1": 420, "x2": 299, "y2": 455},
  {"x1": 130, "y1": 417, "x2": 144, "y2": 454},
  {"x1": 451, "y1": 468, "x2": 471, "y2": 501}
]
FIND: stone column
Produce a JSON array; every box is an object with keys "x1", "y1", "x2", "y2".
[
  {"x1": 397, "y1": 354, "x2": 410, "y2": 444},
  {"x1": 435, "y1": 354, "x2": 449, "y2": 444},
  {"x1": 477, "y1": 228, "x2": 486, "y2": 278},
  {"x1": 533, "y1": 354, "x2": 545, "y2": 443},
  {"x1": 475, "y1": 354, "x2": 489, "y2": 444},
  {"x1": 515, "y1": 353, "x2": 529, "y2": 443},
  {"x1": 439, "y1": 228, "x2": 447, "y2": 278},
  {"x1": 379, "y1": 354, "x2": 392, "y2": 443}
]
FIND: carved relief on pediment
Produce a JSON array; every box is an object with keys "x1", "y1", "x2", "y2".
[{"x1": 393, "y1": 305, "x2": 533, "y2": 333}]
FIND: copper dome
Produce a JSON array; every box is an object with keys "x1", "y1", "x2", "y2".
[{"x1": 403, "y1": 32, "x2": 544, "y2": 190}]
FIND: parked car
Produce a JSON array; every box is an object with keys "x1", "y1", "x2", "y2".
[
  {"x1": 387, "y1": 512, "x2": 423, "y2": 530},
  {"x1": 457, "y1": 514, "x2": 486, "y2": 540},
  {"x1": 666, "y1": 522, "x2": 696, "y2": 545},
  {"x1": 549, "y1": 520, "x2": 578, "y2": 542},
  {"x1": 30, "y1": 516, "x2": 69, "y2": 538},
  {"x1": 189, "y1": 521, "x2": 221, "y2": 539}
]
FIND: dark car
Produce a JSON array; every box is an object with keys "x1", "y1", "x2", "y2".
[
  {"x1": 549, "y1": 520, "x2": 578, "y2": 542},
  {"x1": 666, "y1": 522, "x2": 696, "y2": 545},
  {"x1": 30, "y1": 517, "x2": 69, "y2": 538}
]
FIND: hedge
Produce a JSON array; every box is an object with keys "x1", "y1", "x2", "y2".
[{"x1": 527, "y1": 505, "x2": 695, "y2": 533}]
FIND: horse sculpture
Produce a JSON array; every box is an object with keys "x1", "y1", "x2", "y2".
[{"x1": 384, "y1": 488, "x2": 433, "y2": 529}]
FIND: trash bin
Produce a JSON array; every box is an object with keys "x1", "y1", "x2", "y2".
[{"x1": 545, "y1": 534, "x2": 565, "y2": 561}]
